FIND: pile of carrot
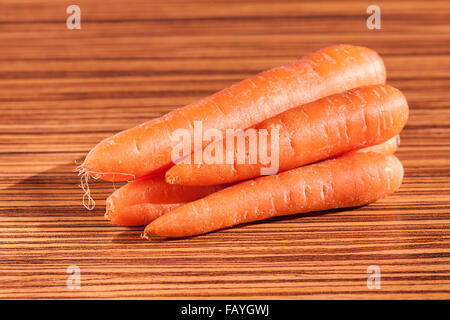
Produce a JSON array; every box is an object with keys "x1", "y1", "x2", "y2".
[{"x1": 78, "y1": 44, "x2": 408, "y2": 238}]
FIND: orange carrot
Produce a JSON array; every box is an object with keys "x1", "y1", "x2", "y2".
[
  {"x1": 350, "y1": 135, "x2": 399, "y2": 155},
  {"x1": 105, "y1": 173, "x2": 223, "y2": 226},
  {"x1": 106, "y1": 137, "x2": 397, "y2": 226},
  {"x1": 165, "y1": 85, "x2": 408, "y2": 186},
  {"x1": 145, "y1": 152, "x2": 403, "y2": 238},
  {"x1": 79, "y1": 45, "x2": 386, "y2": 182}
]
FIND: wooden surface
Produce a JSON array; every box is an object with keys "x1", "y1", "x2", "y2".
[{"x1": 0, "y1": 0, "x2": 449, "y2": 299}]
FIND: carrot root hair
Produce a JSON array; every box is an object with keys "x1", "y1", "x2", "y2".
[
  {"x1": 74, "y1": 165, "x2": 136, "y2": 211},
  {"x1": 75, "y1": 165, "x2": 96, "y2": 211}
]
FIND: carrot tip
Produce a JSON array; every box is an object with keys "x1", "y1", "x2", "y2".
[
  {"x1": 140, "y1": 232, "x2": 150, "y2": 240},
  {"x1": 395, "y1": 135, "x2": 401, "y2": 148},
  {"x1": 74, "y1": 163, "x2": 138, "y2": 211},
  {"x1": 104, "y1": 198, "x2": 113, "y2": 220}
]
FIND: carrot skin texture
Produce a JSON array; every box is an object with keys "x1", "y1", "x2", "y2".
[
  {"x1": 105, "y1": 174, "x2": 223, "y2": 226},
  {"x1": 166, "y1": 85, "x2": 408, "y2": 186},
  {"x1": 145, "y1": 152, "x2": 404, "y2": 238},
  {"x1": 81, "y1": 45, "x2": 386, "y2": 181}
]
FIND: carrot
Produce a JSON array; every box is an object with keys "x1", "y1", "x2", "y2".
[
  {"x1": 350, "y1": 135, "x2": 399, "y2": 155},
  {"x1": 144, "y1": 152, "x2": 404, "y2": 238},
  {"x1": 79, "y1": 45, "x2": 386, "y2": 182},
  {"x1": 165, "y1": 85, "x2": 408, "y2": 186},
  {"x1": 105, "y1": 173, "x2": 223, "y2": 226},
  {"x1": 106, "y1": 136, "x2": 398, "y2": 226}
]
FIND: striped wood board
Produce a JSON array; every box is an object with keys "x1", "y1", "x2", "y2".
[{"x1": 0, "y1": 0, "x2": 449, "y2": 299}]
